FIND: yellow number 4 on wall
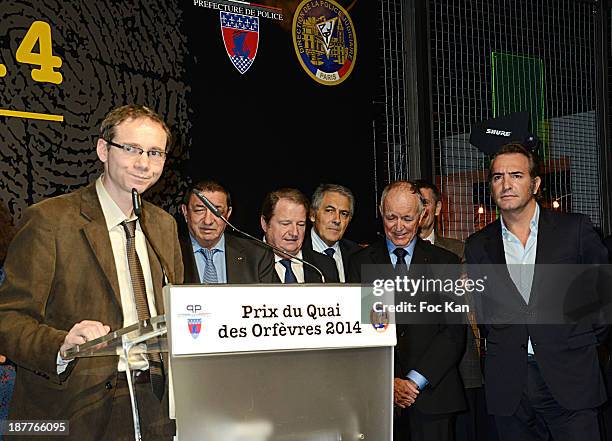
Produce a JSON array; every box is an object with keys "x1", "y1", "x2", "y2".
[{"x1": 15, "y1": 21, "x2": 63, "y2": 84}]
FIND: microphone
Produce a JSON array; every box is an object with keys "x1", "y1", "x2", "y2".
[
  {"x1": 192, "y1": 189, "x2": 326, "y2": 283},
  {"x1": 132, "y1": 188, "x2": 142, "y2": 217},
  {"x1": 132, "y1": 188, "x2": 170, "y2": 285}
]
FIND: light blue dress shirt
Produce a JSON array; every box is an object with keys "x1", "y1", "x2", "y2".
[
  {"x1": 385, "y1": 236, "x2": 429, "y2": 389},
  {"x1": 190, "y1": 233, "x2": 227, "y2": 284},
  {"x1": 385, "y1": 237, "x2": 417, "y2": 268},
  {"x1": 500, "y1": 204, "x2": 540, "y2": 355}
]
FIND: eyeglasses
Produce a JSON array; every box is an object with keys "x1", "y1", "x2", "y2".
[{"x1": 104, "y1": 139, "x2": 167, "y2": 162}]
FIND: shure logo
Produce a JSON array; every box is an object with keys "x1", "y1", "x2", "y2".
[{"x1": 485, "y1": 128, "x2": 511, "y2": 136}]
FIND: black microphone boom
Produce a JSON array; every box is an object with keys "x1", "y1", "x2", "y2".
[{"x1": 191, "y1": 189, "x2": 326, "y2": 283}]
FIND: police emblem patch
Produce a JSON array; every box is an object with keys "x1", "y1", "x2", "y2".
[
  {"x1": 220, "y1": 11, "x2": 259, "y2": 74},
  {"x1": 188, "y1": 318, "x2": 202, "y2": 339},
  {"x1": 292, "y1": 0, "x2": 357, "y2": 86}
]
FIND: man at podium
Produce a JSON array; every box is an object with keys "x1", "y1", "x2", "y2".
[{"x1": 0, "y1": 105, "x2": 183, "y2": 440}]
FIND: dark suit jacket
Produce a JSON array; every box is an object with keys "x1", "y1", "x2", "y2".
[
  {"x1": 433, "y1": 234, "x2": 483, "y2": 389},
  {"x1": 464, "y1": 208, "x2": 608, "y2": 415},
  {"x1": 347, "y1": 238, "x2": 467, "y2": 415},
  {"x1": 0, "y1": 182, "x2": 183, "y2": 438},
  {"x1": 435, "y1": 233, "x2": 465, "y2": 259},
  {"x1": 179, "y1": 229, "x2": 276, "y2": 284},
  {"x1": 303, "y1": 229, "x2": 360, "y2": 281},
  {"x1": 272, "y1": 246, "x2": 340, "y2": 283}
]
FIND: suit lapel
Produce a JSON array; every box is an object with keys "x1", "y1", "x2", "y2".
[
  {"x1": 369, "y1": 239, "x2": 393, "y2": 264},
  {"x1": 179, "y1": 229, "x2": 200, "y2": 284},
  {"x1": 80, "y1": 184, "x2": 122, "y2": 309},
  {"x1": 483, "y1": 220, "x2": 507, "y2": 265},
  {"x1": 225, "y1": 235, "x2": 247, "y2": 284},
  {"x1": 530, "y1": 208, "x2": 555, "y2": 304},
  {"x1": 140, "y1": 204, "x2": 174, "y2": 311}
]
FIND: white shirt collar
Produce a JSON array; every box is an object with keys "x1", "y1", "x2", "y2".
[{"x1": 95, "y1": 176, "x2": 135, "y2": 230}]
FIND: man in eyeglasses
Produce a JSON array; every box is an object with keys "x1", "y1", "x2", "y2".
[{"x1": 0, "y1": 104, "x2": 183, "y2": 440}]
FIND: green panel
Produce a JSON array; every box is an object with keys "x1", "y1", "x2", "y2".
[{"x1": 491, "y1": 52, "x2": 546, "y2": 155}]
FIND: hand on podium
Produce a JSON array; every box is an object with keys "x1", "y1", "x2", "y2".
[{"x1": 60, "y1": 320, "x2": 111, "y2": 353}]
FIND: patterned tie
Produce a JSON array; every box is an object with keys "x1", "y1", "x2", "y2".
[
  {"x1": 279, "y1": 259, "x2": 297, "y2": 284},
  {"x1": 393, "y1": 247, "x2": 409, "y2": 274},
  {"x1": 121, "y1": 220, "x2": 164, "y2": 401},
  {"x1": 324, "y1": 247, "x2": 335, "y2": 258},
  {"x1": 200, "y1": 248, "x2": 219, "y2": 284}
]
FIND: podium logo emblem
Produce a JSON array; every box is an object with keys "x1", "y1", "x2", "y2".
[
  {"x1": 188, "y1": 318, "x2": 202, "y2": 339},
  {"x1": 370, "y1": 310, "x2": 389, "y2": 332},
  {"x1": 220, "y1": 11, "x2": 259, "y2": 74}
]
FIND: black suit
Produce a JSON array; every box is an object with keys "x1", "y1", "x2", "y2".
[
  {"x1": 179, "y1": 229, "x2": 276, "y2": 284},
  {"x1": 465, "y1": 208, "x2": 608, "y2": 440},
  {"x1": 303, "y1": 229, "x2": 360, "y2": 281},
  {"x1": 348, "y1": 238, "x2": 467, "y2": 441},
  {"x1": 272, "y1": 246, "x2": 340, "y2": 283}
]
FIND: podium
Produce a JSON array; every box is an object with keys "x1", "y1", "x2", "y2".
[
  {"x1": 65, "y1": 284, "x2": 396, "y2": 441},
  {"x1": 62, "y1": 314, "x2": 168, "y2": 441}
]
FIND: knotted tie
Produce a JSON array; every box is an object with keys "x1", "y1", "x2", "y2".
[
  {"x1": 121, "y1": 220, "x2": 165, "y2": 401},
  {"x1": 393, "y1": 247, "x2": 409, "y2": 275},
  {"x1": 279, "y1": 259, "x2": 297, "y2": 284},
  {"x1": 200, "y1": 248, "x2": 219, "y2": 284},
  {"x1": 323, "y1": 247, "x2": 335, "y2": 258}
]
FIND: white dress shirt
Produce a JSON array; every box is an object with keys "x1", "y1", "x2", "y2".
[{"x1": 310, "y1": 229, "x2": 345, "y2": 282}]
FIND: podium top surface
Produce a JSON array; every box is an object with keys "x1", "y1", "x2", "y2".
[{"x1": 61, "y1": 315, "x2": 167, "y2": 359}]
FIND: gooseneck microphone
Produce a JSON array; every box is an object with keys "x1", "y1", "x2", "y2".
[
  {"x1": 132, "y1": 188, "x2": 170, "y2": 285},
  {"x1": 192, "y1": 189, "x2": 326, "y2": 283}
]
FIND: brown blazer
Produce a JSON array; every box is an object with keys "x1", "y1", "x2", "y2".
[{"x1": 0, "y1": 182, "x2": 183, "y2": 439}]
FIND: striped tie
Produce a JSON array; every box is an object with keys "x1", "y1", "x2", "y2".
[
  {"x1": 122, "y1": 220, "x2": 165, "y2": 401},
  {"x1": 200, "y1": 248, "x2": 219, "y2": 284}
]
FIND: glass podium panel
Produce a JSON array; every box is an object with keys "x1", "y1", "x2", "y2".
[
  {"x1": 172, "y1": 346, "x2": 393, "y2": 441},
  {"x1": 61, "y1": 315, "x2": 167, "y2": 359}
]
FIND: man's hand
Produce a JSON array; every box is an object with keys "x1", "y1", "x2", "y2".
[
  {"x1": 394, "y1": 377, "x2": 420, "y2": 408},
  {"x1": 60, "y1": 320, "x2": 110, "y2": 355}
]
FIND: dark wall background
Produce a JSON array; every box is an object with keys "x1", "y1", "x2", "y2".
[
  {"x1": 181, "y1": 0, "x2": 378, "y2": 242},
  {"x1": 0, "y1": 0, "x2": 380, "y2": 244}
]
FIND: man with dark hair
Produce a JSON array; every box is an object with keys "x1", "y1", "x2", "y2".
[
  {"x1": 465, "y1": 143, "x2": 608, "y2": 441},
  {"x1": 303, "y1": 183, "x2": 359, "y2": 282},
  {"x1": 347, "y1": 180, "x2": 466, "y2": 441},
  {"x1": 179, "y1": 180, "x2": 275, "y2": 284},
  {"x1": 0, "y1": 104, "x2": 183, "y2": 440},
  {"x1": 260, "y1": 188, "x2": 338, "y2": 283}
]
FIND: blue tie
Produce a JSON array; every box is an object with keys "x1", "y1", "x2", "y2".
[
  {"x1": 200, "y1": 248, "x2": 219, "y2": 284},
  {"x1": 279, "y1": 259, "x2": 297, "y2": 284},
  {"x1": 324, "y1": 247, "x2": 335, "y2": 258}
]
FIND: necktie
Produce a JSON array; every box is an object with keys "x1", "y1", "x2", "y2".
[
  {"x1": 279, "y1": 259, "x2": 297, "y2": 284},
  {"x1": 200, "y1": 248, "x2": 219, "y2": 284},
  {"x1": 121, "y1": 220, "x2": 165, "y2": 401},
  {"x1": 393, "y1": 247, "x2": 408, "y2": 274},
  {"x1": 324, "y1": 247, "x2": 335, "y2": 258}
]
